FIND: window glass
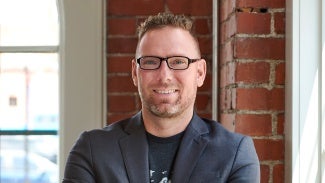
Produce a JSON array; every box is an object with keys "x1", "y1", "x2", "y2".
[
  {"x1": 0, "y1": 0, "x2": 59, "y2": 182},
  {"x1": 0, "y1": 53, "x2": 58, "y2": 130},
  {"x1": 0, "y1": 0, "x2": 59, "y2": 46},
  {"x1": 0, "y1": 136, "x2": 58, "y2": 183}
]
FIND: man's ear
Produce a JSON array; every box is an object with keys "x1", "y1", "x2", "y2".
[
  {"x1": 131, "y1": 59, "x2": 138, "y2": 87},
  {"x1": 197, "y1": 59, "x2": 206, "y2": 87}
]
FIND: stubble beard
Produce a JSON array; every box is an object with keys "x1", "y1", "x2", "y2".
[
  {"x1": 141, "y1": 92, "x2": 195, "y2": 119},
  {"x1": 148, "y1": 97, "x2": 182, "y2": 118},
  {"x1": 138, "y1": 81, "x2": 197, "y2": 119}
]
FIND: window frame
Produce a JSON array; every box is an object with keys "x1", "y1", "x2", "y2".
[
  {"x1": 212, "y1": 0, "x2": 218, "y2": 121},
  {"x1": 285, "y1": 0, "x2": 323, "y2": 182},
  {"x1": 57, "y1": 0, "x2": 106, "y2": 179}
]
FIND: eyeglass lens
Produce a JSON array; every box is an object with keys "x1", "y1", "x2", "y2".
[{"x1": 139, "y1": 56, "x2": 189, "y2": 70}]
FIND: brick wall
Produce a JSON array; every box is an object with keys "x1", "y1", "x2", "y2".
[
  {"x1": 220, "y1": 0, "x2": 285, "y2": 182},
  {"x1": 107, "y1": 0, "x2": 285, "y2": 182},
  {"x1": 107, "y1": 0, "x2": 213, "y2": 122}
]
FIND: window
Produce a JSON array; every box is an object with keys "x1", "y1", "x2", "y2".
[
  {"x1": 1, "y1": 1, "x2": 106, "y2": 181},
  {"x1": 285, "y1": 0, "x2": 323, "y2": 182},
  {"x1": 0, "y1": 0, "x2": 59, "y2": 182}
]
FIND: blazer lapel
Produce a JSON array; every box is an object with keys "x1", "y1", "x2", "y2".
[
  {"x1": 119, "y1": 113, "x2": 150, "y2": 183},
  {"x1": 171, "y1": 114, "x2": 209, "y2": 182}
]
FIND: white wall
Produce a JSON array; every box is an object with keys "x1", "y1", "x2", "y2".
[{"x1": 58, "y1": 0, "x2": 106, "y2": 179}]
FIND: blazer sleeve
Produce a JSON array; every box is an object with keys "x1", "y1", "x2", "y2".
[
  {"x1": 62, "y1": 131, "x2": 96, "y2": 183},
  {"x1": 228, "y1": 136, "x2": 260, "y2": 183}
]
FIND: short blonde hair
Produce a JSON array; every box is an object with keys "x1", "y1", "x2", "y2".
[
  {"x1": 136, "y1": 12, "x2": 200, "y2": 56},
  {"x1": 137, "y1": 12, "x2": 195, "y2": 39}
]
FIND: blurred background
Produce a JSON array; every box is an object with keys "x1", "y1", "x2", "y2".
[{"x1": 0, "y1": 0, "x2": 59, "y2": 182}]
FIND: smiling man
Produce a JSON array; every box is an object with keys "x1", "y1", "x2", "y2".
[
  {"x1": 132, "y1": 23, "x2": 206, "y2": 138},
  {"x1": 63, "y1": 13, "x2": 260, "y2": 183}
]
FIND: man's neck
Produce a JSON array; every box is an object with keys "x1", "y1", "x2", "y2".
[{"x1": 142, "y1": 109, "x2": 193, "y2": 138}]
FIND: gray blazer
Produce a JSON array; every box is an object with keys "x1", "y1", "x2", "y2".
[{"x1": 63, "y1": 112, "x2": 260, "y2": 183}]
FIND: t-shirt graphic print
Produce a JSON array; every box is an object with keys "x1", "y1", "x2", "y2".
[
  {"x1": 150, "y1": 170, "x2": 171, "y2": 183},
  {"x1": 147, "y1": 131, "x2": 184, "y2": 183}
]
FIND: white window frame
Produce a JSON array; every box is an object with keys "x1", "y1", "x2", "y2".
[
  {"x1": 58, "y1": 0, "x2": 106, "y2": 179},
  {"x1": 285, "y1": 0, "x2": 323, "y2": 182},
  {"x1": 322, "y1": 0, "x2": 325, "y2": 180},
  {"x1": 212, "y1": 0, "x2": 218, "y2": 121}
]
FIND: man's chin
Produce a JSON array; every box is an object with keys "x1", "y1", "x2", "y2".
[{"x1": 149, "y1": 105, "x2": 179, "y2": 118}]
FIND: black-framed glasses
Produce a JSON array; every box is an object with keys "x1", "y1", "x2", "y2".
[{"x1": 136, "y1": 56, "x2": 201, "y2": 70}]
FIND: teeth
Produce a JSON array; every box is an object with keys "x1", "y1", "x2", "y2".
[{"x1": 155, "y1": 89, "x2": 176, "y2": 94}]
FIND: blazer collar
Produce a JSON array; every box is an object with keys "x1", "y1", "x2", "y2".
[
  {"x1": 119, "y1": 112, "x2": 149, "y2": 183},
  {"x1": 119, "y1": 112, "x2": 210, "y2": 183},
  {"x1": 171, "y1": 113, "x2": 210, "y2": 182}
]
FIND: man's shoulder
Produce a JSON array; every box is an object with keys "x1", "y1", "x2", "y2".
[
  {"x1": 85, "y1": 112, "x2": 142, "y2": 137},
  {"x1": 198, "y1": 117, "x2": 248, "y2": 144}
]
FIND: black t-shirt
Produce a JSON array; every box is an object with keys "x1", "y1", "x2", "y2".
[{"x1": 147, "y1": 131, "x2": 184, "y2": 183}]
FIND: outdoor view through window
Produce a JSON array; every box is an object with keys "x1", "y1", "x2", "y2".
[{"x1": 0, "y1": 0, "x2": 59, "y2": 182}]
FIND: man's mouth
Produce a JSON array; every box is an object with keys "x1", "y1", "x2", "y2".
[{"x1": 154, "y1": 89, "x2": 177, "y2": 94}]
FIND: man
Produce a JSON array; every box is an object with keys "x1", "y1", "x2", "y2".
[{"x1": 63, "y1": 12, "x2": 260, "y2": 183}]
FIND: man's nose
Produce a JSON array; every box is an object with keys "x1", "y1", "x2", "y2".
[{"x1": 157, "y1": 60, "x2": 173, "y2": 79}]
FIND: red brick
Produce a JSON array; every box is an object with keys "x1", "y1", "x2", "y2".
[
  {"x1": 235, "y1": 114, "x2": 272, "y2": 136},
  {"x1": 219, "y1": 66, "x2": 227, "y2": 88},
  {"x1": 108, "y1": 0, "x2": 164, "y2": 16},
  {"x1": 219, "y1": 88, "x2": 233, "y2": 111},
  {"x1": 236, "y1": 12, "x2": 271, "y2": 34},
  {"x1": 198, "y1": 112, "x2": 212, "y2": 120},
  {"x1": 273, "y1": 163, "x2": 284, "y2": 183},
  {"x1": 166, "y1": 0, "x2": 212, "y2": 16},
  {"x1": 108, "y1": 95, "x2": 136, "y2": 112},
  {"x1": 106, "y1": 1, "x2": 285, "y2": 182},
  {"x1": 107, "y1": 56, "x2": 133, "y2": 73},
  {"x1": 274, "y1": 12, "x2": 285, "y2": 34},
  {"x1": 220, "y1": 113, "x2": 236, "y2": 132},
  {"x1": 254, "y1": 139, "x2": 284, "y2": 160},
  {"x1": 277, "y1": 113, "x2": 284, "y2": 135},
  {"x1": 203, "y1": 56, "x2": 213, "y2": 74},
  {"x1": 198, "y1": 36, "x2": 212, "y2": 55},
  {"x1": 237, "y1": 0, "x2": 285, "y2": 8},
  {"x1": 220, "y1": 15, "x2": 236, "y2": 44},
  {"x1": 108, "y1": 18, "x2": 137, "y2": 35},
  {"x1": 220, "y1": 39, "x2": 234, "y2": 65},
  {"x1": 236, "y1": 88, "x2": 285, "y2": 110},
  {"x1": 195, "y1": 94, "x2": 211, "y2": 111},
  {"x1": 194, "y1": 18, "x2": 212, "y2": 35},
  {"x1": 198, "y1": 73, "x2": 212, "y2": 92},
  {"x1": 235, "y1": 37, "x2": 285, "y2": 60},
  {"x1": 107, "y1": 113, "x2": 135, "y2": 124},
  {"x1": 220, "y1": 0, "x2": 236, "y2": 22},
  {"x1": 220, "y1": 62, "x2": 235, "y2": 87},
  {"x1": 107, "y1": 75, "x2": 137, "y2": 93},
  {"x1": 231, "y1": 88, "x2": 237, "y2": 108},
  {"x1": 235, "y1": 62, "x2": 270, "y2": 83},
  {"x1": 275, "y1": 62, "x2": 285, "y2": 85},
  {"x1": 107, "y1": 37, "x2": 138, "y2": 54},
  {"x1": 260, "y1": 164, "x2": 270, "y2": 183}
]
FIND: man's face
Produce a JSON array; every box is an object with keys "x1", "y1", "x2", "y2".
[{"x1": 132, "y1": 26, "x2": 206, "y2": 118}]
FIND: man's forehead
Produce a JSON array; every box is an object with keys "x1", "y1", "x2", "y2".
[
  {"x1": 141, "y1": 26, "x2": 191, "y2": 38},
  {"x1": 136, "y1": 27, "x2": 199, "y2": 56}
]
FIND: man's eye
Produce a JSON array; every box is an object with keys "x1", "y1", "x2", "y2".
[
  {"x1": 142, "y1": 60, "x2": 158, "y2": 65},
  {"x1": 170, "y1": 59, "x2": 186, "y2": 65}
]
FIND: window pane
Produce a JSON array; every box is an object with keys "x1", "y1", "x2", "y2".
[
  {"x1": 0, "y1": 135, "x2": 58, "y2": 183},
  {"x1": 0, "y1": 0, "x2": 59, "y2": 46},
  {"x1": 0, "y1": 53, "x2": 59, "y2": 130},
  {"x1": 0, "y1": 0, "x2": 59, "y2": 182}
]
